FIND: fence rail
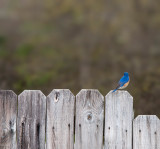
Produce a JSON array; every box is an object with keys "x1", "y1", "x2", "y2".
[{"x1": 0, "y1": 89, "x2": 159, "y2": 149}]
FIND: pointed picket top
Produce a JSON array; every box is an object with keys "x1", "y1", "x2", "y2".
[
  {"x1": 106, "y1": 90, "x2": 133, "y2": 99},
  {"x1": 18, "y1": 90, "x2": 46, "y2": 97},
  {"x1": 0, "y1": 90, "x2": 17, "y2": 97},
  {"x1": 47, "y1": 89, "x2": 75, "y2": 103},
  {"x1": 134, "y1": 115, "x2": 160, "y2": 121},
  {"x1": 76, "y1": 89, "x2": 104, "y2": 99}
]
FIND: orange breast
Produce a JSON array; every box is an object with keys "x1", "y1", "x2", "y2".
[{"x1": 123, "y1": 81, "x2": 129, "y2": 87}]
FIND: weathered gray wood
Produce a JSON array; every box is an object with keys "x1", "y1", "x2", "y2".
[
  {"x1": 105, "y1": 90, "x2": 133, "y2": 149},
  {"x1": 46, "y1": 89, "x2": 75, "y2": 149},
  {"x1": 17, "y1": 90, "x2": 46, "y2": 149},
  {"x1": 133, "y1": 115, "x2": 160, "y2": 149},
  {"x1": 0, "y1": 90, "x2": 17, "y2": 149},
  {"x1": 75, "y1": 89, "x2": 104, "y2": 149}
]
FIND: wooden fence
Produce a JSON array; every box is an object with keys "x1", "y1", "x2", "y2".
[{"x1": 0, "y1": 89, "x2": 159, "y2": 149}]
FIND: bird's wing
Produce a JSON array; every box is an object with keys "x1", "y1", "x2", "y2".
[{"x1": 116, "y1": 76, "x2": 128, "y2": 89}]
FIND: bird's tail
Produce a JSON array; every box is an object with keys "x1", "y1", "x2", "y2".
[{"x1": 112, "y1": 89, "x2": 117, "y2": 93}]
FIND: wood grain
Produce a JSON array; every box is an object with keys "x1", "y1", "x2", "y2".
[
  {"x1": 17, "y1": 90, "x2": 46, "y2": 149},
  {"x1": 105, "y1": 90, "x2": 133, "y2": 149},
  {"x1": 75, "y1": 89, "x2": 104, "y2": 149},
  {"x1": 0, "y1": 90, "x2": 17, "y2": 149},
  {"x1": 133, "y1": 115, "x2": 160, "y2": 149},
  {"x1": 46, "y1": 89, "x2": 75, "y2": 149}
]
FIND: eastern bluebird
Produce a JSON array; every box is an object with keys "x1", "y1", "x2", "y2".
[{"x1": 112, "y1": 72, "x2": 130, "y2": 93}]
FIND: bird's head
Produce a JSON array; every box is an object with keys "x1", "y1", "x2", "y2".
[{"x1": 124, "y1": 72, "x2": 129, "y2": 76}]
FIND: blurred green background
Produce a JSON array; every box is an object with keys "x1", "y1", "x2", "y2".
[{"x1": 0, "y1": 0, "x2": 160, "y2": 117}]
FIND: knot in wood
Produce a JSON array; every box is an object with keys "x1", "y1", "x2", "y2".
[
  {"x1": 87, "y1": 113, "x2": 92, "y2": 121},
  {"x1": 84, "y1": 111, "x2": 94, "y2": 123},
  {"x1": 54, "y1": 92, "x2": 60, "y2": 102}
]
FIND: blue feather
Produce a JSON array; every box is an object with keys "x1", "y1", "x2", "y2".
[{"x1": 112, "y1": 89, "x2": 117, "y2": 93}]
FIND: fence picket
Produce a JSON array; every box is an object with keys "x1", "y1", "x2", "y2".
[
  {"x1": 133, "y1": 115, "x2": 160, "y2": 149},
  {"x1": 75, "y1": 89, "x2": 104, "y2": 149},
  {"x1": 105, "y1": 90, "x2": 133, "y2": 149},
  {"x1": 0, "y1": 90, "x2": 17, "y2": 149},
  {"x1": 46, "y1": 89, "x2": 75, "y2": 149},
  {"x1": 17, "y1": 90, "x2": 46, "y2": 149}
]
